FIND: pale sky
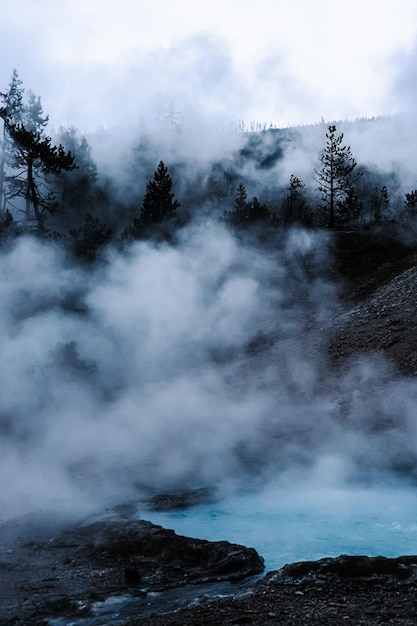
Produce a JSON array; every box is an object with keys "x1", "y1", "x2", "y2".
[{"x1": 2, "y1": 0, "x2": 417, "y2": 130}]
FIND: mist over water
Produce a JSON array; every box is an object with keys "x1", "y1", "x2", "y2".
[
  {"x1": 147, "y1": 484, "x2": 417, "y2": 572},
  {"x1": 1, "y1": 215, "x2": 417, "y2": 534}
]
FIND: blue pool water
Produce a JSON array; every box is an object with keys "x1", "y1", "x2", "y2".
[
  {"x1": 50, "y1": 483, "x2": 417, "y2": 625},
  {"x1": 144, "y1": 484, "x2": 417, "y2": 572}
]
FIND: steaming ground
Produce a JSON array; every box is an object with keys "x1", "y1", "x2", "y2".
[{"x1": 1, "y1": 223, "x2": 417, "y2": 521}]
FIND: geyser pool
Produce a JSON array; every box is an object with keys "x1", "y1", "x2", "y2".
[
  {"x1": 48, "y1": 483, "x2": 417, "y2": 626},
  {"x1": 144, "y1": 484, "x2": 417, "y2": 572}
]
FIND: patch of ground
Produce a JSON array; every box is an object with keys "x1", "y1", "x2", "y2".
[
  {"x1": 0, "y1": 513, "x2": 263, "y2": 625},
  {"x1": 130, "y1": 556, "x2": 417, "y2": 626},
  {"x1": 328, "y1": 229, "x2": 417, "y2": 375}
]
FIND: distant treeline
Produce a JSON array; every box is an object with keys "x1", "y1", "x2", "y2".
[{"x1": 0, "y1": 70, "x2": 416, "y2": 262}]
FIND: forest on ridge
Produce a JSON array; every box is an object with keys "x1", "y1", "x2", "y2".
[{"x1": 1, "y1": 69, "x2": 417, "y2": 265}]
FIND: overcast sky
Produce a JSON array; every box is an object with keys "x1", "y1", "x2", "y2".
[{"x1": 2, "y1": 0, "x2": 417, "y2": 131}]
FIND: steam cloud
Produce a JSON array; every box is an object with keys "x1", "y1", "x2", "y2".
[{"x1": 1, "y1": 218, "x2": 417, "y2": 522}]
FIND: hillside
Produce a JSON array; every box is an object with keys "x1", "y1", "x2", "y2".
[{"x1": 329, "y1": 230, "x2": 417, "y2": 375}]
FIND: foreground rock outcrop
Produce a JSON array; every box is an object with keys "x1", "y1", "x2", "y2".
[
  {"x1": 131, "y1": 555, "x2": 417, "y2": 625},
  {"x1": 0, "y1": 514, "x2": 264, "y2": 624},
  {"x1": 3, "y1": 511, "x2": 417, "y2": 626},
  {"x1": 3, "y1": 512, "x2": 417, "y2": 626}
]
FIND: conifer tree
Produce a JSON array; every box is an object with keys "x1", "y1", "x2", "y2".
[
  {"x1": 223, "y1": 184, "x2": 271, "y2": 227},
  {"x1": 0, "y1": 69, "x2": 24, "y2": 210},
  {"x1": 0, "y1": 208, "x2": 18, "y2": 245},
  {"x1": 0, "y1": 111, "x2": 76, "y2": 233},
  {"x1": 248, "y1": 196, "x2": 271, "y2": 223},
  {"x1": 315, "y1": 125, "x2": 361, "y2": 227},
  {"x1": 223, "y1": 183, "x2": 250, "y2": 225},
  {"x1": 404, "y1": 189, "x2": 417, "y2": 220},
  {"x1": 131, "y1": 160, "x2": 180, "y2": 238},
  {"x1": 69, "y1": 212, "x2": 112, "y2": 261},
  {"x1": 23, "y1": 91, "x2": 49, "y2": 133},
  {"x1": 372, "y1": 185, "x2": 390, "y2": 222},
  {"x1": 283, "y1": 175, "x2": 312, "y2": 226},
  {"x1": 53, "y1": 125, "x2": 98, "y2": 216},
  {"x1": 233, "y1": 183, "x2": 249, "y2": 213}
]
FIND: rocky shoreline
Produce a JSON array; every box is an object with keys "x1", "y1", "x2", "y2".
[
  {"x1": 2, "y1": 511, "x2": 417, "y2": 626},
  {"x1": 0, "y1": 512, "x2": 264, "y2": 625},
  {"x1": 130, "y1": 556, "x2": 417, "y2": 626}
]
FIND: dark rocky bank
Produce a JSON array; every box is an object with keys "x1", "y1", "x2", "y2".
[
  {"x1": 2, "y1": 510, "x2": 417, "y2": 626},
  {"x1": 129, "y1": 555, "x2": 417, "y2": 626},
  {"x1": 0, "y1": 513, "x2": 264, "y2": 625}
]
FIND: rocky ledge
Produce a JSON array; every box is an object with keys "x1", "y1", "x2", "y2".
[
  {"x1": 0, "y1": 514, "x2": 264, "y2": 625},
  {"x1": 2, "y1": 510, "x2": 417, "y2": 626},
  {"x1": 131, "y1": 555, "x2": 417, "y2": 626}
]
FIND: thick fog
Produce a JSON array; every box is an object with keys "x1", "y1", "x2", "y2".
[
  {"x1": 2, "y1": 0, "x2": 417, "y2": 526},
  {"x1": 2, "y1": 0, "x2": 417, "y2": 131},
  {"x1": 1, "y1": 217, "x2": 417, "y2": 521}
]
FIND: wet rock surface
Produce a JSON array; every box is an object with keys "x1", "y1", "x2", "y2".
[
  {"x1": 146, "y1": 487, "x2": 216, "y2": 511},
  {"x1": 131, "y1": 556, "x2": 417, "y2": 625},
  {"x1": 3, "y1": 515, "x2": 417, "y2": 626},
  {"x1": 0, "y1": 513, "x2": 264, "y2": 624}
]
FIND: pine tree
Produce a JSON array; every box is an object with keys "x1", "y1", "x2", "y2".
[
  {"x1": 223, "y1": 183, "x2": 250, "y2": 225},
  {"x1": 223, "y1": 184, "x2": 271, "y2": 228},
  {"x1": 248, "y1": 196, "x2": 271, "y2": 223},
  {"x1": 0, "y1": 112, "x2": 76, "y2": 233},
  {"x1": 23, "y1": 91, "x2": 49, "y2": 133},
  {"x1": 372, "y1": 185, "x2": 390, "y2": 222},
  {"x1": 0, "y1": 69, "x2": 24, "y2": 210},
  {"x1": 404, "y1": 190, "x2": 417, "y2": 220},
  {"x1": 131, "y1": 161, "x2": 180, "y2": 238},
  {"x1": 53, "y1": 125, "x2": 98, "y2": 217},
  {"x1": 69, "y1": 212, "x2": 112, "y2": 261},
  {"x1": 337, "y1": 186, "x2": 363, "y2": 225},
  {"x1": 0, "y1": 208, "x2": 18, "y2": 245},
  {"x1": 283, "y1": 175, "x2": 311, "y2": 226},
  {"x1": 233, "y1": 183, "x2": 248, "y2": 212},
  {"x1": 315, "y1": 125, "x2": 361, "y2": 227}
]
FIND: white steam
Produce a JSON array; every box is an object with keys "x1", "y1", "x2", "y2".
[{"x1": 0, "y1": 224, "x2": 416, "y2": 521}]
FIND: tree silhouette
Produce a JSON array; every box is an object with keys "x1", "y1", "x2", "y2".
[
  {"x1": 371, "y1": 185, "x2": 390, "y2": 222},
  {"x1": 23, "y1": 90, "x2": 49, "y2": 134},
  {"x1": 69, "y1": 212, "x2": 112, "y2": 261},
  {"x1": 0, "y1": 208, "x2": 19, "y2": 245},
  {"x1": 283, "y1": 175, "x2": 312, "y2": 226},
  {"x1": 53, "y1": 125, "x2": 99, "y2": 219},
  {"x1": 249, "y1": 196, "x2": 271, "y2": 223},
  {"x1": 223, "y1": 183, "x2": 250, "y2": 225},
  {"x1": 404, "y1": 190, "x2": 417, "y2": 221},
  {"x1": 0, "y1": 111, "x2": 76, "y2": 233},
  {"x1": 0, "y1": 69, "x2": 24, "y2": 210},
  {"x1": 315, "y1": 125, "x2": 361, "y2": 227},
  {"x1": 224, "y1": 184, "x2": 271, "y2": 227},
  {"x1": 130, "y1": 160, "x2": 180, "y2": 239}
]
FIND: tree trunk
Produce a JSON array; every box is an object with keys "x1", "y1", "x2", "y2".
[
  {"x1": 27, "y1": 155, "x2": 44, "y2": 233},
  {"x1": 0, "y1": 123, "x2": 6, "y2": 211}
]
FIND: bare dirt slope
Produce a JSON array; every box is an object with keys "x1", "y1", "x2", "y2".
[{"x1": 328, "y1": 229, "x2": 417, "y2": 375}]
